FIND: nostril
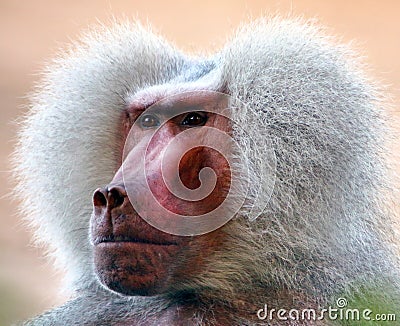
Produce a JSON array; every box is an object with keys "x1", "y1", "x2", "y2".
[
  {"x1": 108, "y1": 186, "x2": 126, "y2": 208},
  {"x1": 93, "y1": 189, "x2": 107, "y2": 207}
]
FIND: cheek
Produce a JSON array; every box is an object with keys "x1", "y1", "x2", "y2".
[
  {"x1": 169, "y1": 230, "x2": 227, "y2": 287},
  {"x1": 147, "y1": 147, "x2": 231, "y2": 216}
]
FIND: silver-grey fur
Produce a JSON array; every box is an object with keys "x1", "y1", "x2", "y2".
[{"x1": 13, "y1": 17, "x2": 400, "y2": 325}]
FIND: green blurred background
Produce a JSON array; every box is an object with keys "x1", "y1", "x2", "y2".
[{"x1": 1, "y1": 1, "x2": 399, "y2": 325}]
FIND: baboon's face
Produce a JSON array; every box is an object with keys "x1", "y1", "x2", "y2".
[{"x1": 90, "y1": 91, "x2": 233, "y2": 296}]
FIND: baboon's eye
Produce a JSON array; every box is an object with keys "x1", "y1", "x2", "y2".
[
  {"x1": 139, "y1": 114, "x2": 160, "y2": 129},
  {"x1": 181, "y1": 112, "x2": 207, "y2": 127}
]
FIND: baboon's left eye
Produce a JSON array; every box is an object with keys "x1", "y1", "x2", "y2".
[{"x1": 181, "y1": 112, "x2": 207, "y2": 127}]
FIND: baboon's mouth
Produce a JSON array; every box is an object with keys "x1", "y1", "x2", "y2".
[{"x1": 93, "y1": 234, "x2": 178, "y2": 246}]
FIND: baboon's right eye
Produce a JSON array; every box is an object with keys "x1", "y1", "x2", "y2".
[{"x1": 139, "y1": 114, "x2": 160, "y2": 129}]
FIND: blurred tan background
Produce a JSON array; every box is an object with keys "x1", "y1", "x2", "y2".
[{"x1": 1, "y1": 0, "x2": 399, "y2": 324}]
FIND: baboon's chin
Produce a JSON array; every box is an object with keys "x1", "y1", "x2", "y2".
[{"x1": 94, "y1": 241, "x2": 179, "y2": 296}]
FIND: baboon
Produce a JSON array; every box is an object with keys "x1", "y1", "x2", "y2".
[{"x1": 13, "y1": 18, "x2": 399, "y2": 325}]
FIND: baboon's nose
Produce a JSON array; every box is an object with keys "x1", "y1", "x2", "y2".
[{"x1": 92, "y1": 185, "x2": 127, "y2": 211}]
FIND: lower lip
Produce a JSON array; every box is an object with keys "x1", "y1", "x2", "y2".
[
  {"x1": 94, "y1": 241, "x2": 180, "y2": 258},
  {"x1": 95, "y1": 241, "x2": 177, "y2": 247}
]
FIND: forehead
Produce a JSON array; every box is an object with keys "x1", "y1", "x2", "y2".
[{"x1": 125, "y1": 59, "x2": 222, "y2": 113}]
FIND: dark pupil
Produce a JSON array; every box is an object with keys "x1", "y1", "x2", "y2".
[
  {"x1": 140, "y1": 114, "x2": 159, "y2": 128},
  {"x1": 182, "y1": 113, "x2": 206, "y2": 126}
]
